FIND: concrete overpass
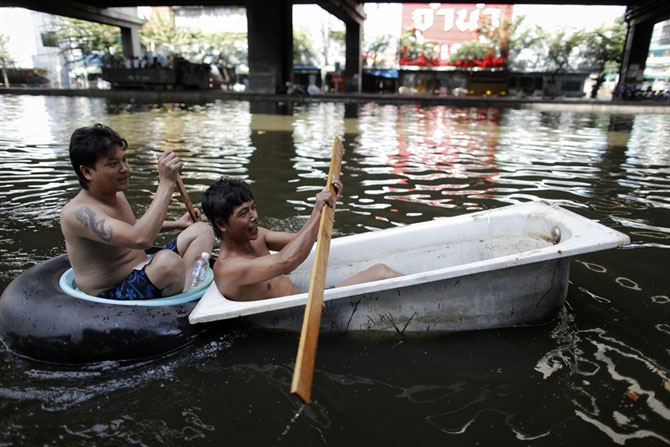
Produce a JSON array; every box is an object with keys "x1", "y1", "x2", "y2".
[{"x1": 1, "y1": 0, "x2": 669, "y2": 93}]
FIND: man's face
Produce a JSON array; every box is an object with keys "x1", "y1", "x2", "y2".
[
  {"x1": 223, "y1": 200, "x2": 259, "y2": 240},
  {"x1": 86, "y1": 144, "x2": 129, "y2": 192}
]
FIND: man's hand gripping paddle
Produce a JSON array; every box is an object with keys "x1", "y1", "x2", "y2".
[{"x1": 290, "y1": 136, "x2": 344, "y2": 403}]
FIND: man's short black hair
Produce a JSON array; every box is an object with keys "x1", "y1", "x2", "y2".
[
  {"x1": 69, "y1": 123, "x2": 128, "y2": 189},
  {"x1": 202, "y1": 177, "x2": 254, "y2": 238}
]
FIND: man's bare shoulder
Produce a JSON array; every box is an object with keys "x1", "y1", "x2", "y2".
[
  {"x1": 61, "y1": 193, "x2": 92, "y2": 232},
  {"x1": 60, "y1": 192, "x2": 120, "y2": 242},
  {"x1": 61, "y1": 191, "x2": 106, "y2": 215},
  {"x1": 61, "y1": 191, "x2": 86, "y2": 210}
]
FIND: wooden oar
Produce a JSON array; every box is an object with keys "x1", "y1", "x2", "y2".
[
  {"x1": 176, "y1": 176, "x2": 198, "y2": 222},
  {"x1": 291, "y1": 136, "x2": 344, "y2": 403}
]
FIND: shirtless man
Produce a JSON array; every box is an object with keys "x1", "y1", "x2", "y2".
[
  {"x1": 60, "y1": 124, "x2": 214, "y2": 299},
  {"x1": 201, "y1": 177, "x2": 401, "y2": 301}
]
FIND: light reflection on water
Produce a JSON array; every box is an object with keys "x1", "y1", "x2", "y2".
[{"x1": 0, "y1": 95, "x2": 668, "y2": 446}]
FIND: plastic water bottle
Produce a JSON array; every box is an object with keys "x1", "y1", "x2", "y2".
[{"x1": 189, "y1": 252, "x2": 210, "y2": 289}]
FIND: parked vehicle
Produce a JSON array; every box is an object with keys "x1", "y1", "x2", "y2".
[
  {"x1": 102, "y1": 59, "x2": 223, "y2": 90},
  {"x1": 5, "y1": 68, "x2": 51, "y2": 87}
]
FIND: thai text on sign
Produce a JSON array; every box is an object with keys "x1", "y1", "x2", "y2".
[{"x1": 400, "y1": 3, "x2": 513, "y2": 65}]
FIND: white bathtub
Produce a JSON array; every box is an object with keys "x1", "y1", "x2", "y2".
[{"x1": 190, "y1": 201, "x2": 630, "y2": 333}]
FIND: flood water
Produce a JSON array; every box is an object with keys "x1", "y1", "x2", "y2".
[{"x1": 0, "y1": 95, "x2": 668, "y2": 446}]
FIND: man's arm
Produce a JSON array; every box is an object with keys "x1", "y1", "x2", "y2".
[
  {"x1": 63, "y1": 151, "x2": 183, "y2": 249},
  {"x1": 160, "y1": 209, "x2": 201, "y2": 232},
  {"x1": 264, "y1": 228, "x2": 296, "y2": 251},
  {"x1": 216, "y1": 209, "x2": 323, "y2": 288},
  {"x1": 217, "y1": 182, "x2": 342, "y2": 288},
  {"x1": 264, "y1": 180, "x2": 343, "y2": 252}
]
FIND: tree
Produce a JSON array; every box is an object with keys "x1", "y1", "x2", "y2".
[
  {"x1": 293, "y1": 27, "x2": 317, "y2": 65},
  {"x1": 532, "y1": 27, "x2": 586, "y2": 82},
  {"x1": 316, "y1": 19, "x2": 345, "y2": 69},
  {"x1": 364, "y1": 34, "x2": 393, "y2": 68},
  {"x1": 194, "y1": 32, "x2": 247, "y2": 66},
  {"x1": 330, "y1": 29, "x2": 346, "y2": 48},
  {"x1": 448, "y1": 14, "x2": 533, "y2": 69},
  {"x1": 504, "y1": 16, "x2": 541, "y2": 71},
  {"x1": 0, "y1": 34, "x2": 14, "y2": 87},
  {"x1": 50, "y1": 8, "x2": 248, "y2": 73},
  {"x1": 449, "y1": 40, "x2": 492, "y2": 67},
  {"x1": 581, "y1": 17, "x2": 626, "y2": 98},
  {"x1": 398, "y1": 28, "x2": 439, "y2": 66},
  {"x1": 140, "y1": 8, "x2": 196, "y2": 56},
  {"x1": 51, "y1": 17, "x2": 122, "y2": 63}
]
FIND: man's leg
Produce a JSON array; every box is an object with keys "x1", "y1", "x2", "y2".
[
  {"x1": 335, "y1": 263, "x2": 402, "y2": 288},
  {"x1": 144, "y1": 250, "x2": 187, "y2": 296},
  {"x1": 176, "y1": 221, "x2": 215, "y2": 288}
]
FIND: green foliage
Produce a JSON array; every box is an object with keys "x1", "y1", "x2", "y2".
[
  {"x1": 0, "y1": 34, "x2": 13, "y2": 66},
  {"x1": 509, "y1": 14, "x2": 624, "y2": 85},
  {"x1": 49, "y1": 9, "x2": 248, "y2": 67},
  {"x1": 531, "y1": 27, "x2": 586, "y2": 79},
  {"x1": 364, "y1": 34, "x2": 393, "y2": 67},
  {"x1": 449, "y1": 40, "x2": 490, "y2": 62},
  {"x1": 398, "y1": 28, "x2": 439, "y2": 65},
  {"x1": 293, "y1": 27, "x2": 317, "y2": 65},
  {"x1": 330, "y1": 29, "x2": 346, "y2": 46},
  {"x1": 449, "y1": 13, "x2": 622, "y2": 75},
  {"x1": 141, "y1": 9, "x2": 247, "y2": 64},
  {"x1": 193, "y1": 32, "x2": 247, "y2": 65},
  {"x1": 582, "y1": 17, "x2": 626, "y2": 72},
  {"x1": 0, "y1": 34, "x2": 13, "y2": 87},
  {"x1": 139, "y1": 8, "x2": 195, "y2": 55},
  {"x1": 476, "y1": 14, "x2": 509, "y2": 58},
  {"x1": 51, "y1": 17, "x2": 122, "y2": 63},
  {"x1": 505, "y1": 15, "x2": 540, "y2": 70},
  {"x1": 581, "y1": 16, "x2": 626, "y2": 97},
  {"x1": 448, "y1": 14, "x2": 529, "y2": 68}
]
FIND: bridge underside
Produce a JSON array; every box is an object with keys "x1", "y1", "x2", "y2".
[
  {"x1": 620, "y1": 1, "x2": 670, "y2": 87},
  {"x1": 1, "y1": 0, "x2": 669, "y2": 93}
]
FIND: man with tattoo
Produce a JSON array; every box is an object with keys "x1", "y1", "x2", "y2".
[
  {"x1": 60, "y1": 124, "x2": 214, "y2": 299},
  {"x1": 201, "y1": 177, "x2": 401, "y2": 301}
]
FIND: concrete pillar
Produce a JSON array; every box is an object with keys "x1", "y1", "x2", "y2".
[
  {"x1": 247, "y1": 0, "x2": 292, "y2": 93},
  {"x1": 121, "y1": 26, "x2": 141, "y2": 59},
  {"x1": 619, "y1": 19, "x2": 654, "y2": 87},
  {"x1": 344, "y1": 20, "x2": 362, "y2": 93}
]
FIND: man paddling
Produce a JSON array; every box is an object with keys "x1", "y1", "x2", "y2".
[
  {"x1": 60, "y1": 124, "x2": 214, "y2": 299},
  {"x1": 201, "y1": 177, "x2": 401, "y2": 301}
]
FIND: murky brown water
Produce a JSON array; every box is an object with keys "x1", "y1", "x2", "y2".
[{"x1": 0, "y1": 95, "x2": 668, "y2": 445}]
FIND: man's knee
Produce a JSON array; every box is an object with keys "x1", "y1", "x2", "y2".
[
  {"x1": 191, "y1": 221, "x2": 214, "y2": 239},
  {"x1": 180, "y1": 221, "x2": 215, "y2": 245},
  {"x1": 176, "y1": 221, "x2": 215, "y2": 255},
  {"x1": 369, "y1": 263, "x2": 400, "y2": 280},
  {"x1": 146, "y1": 250, "x2": 185, "y2": 288}
]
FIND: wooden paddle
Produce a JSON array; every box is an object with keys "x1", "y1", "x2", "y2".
[
  {"x1": 291, "y1": 136, "x2": 344, "y2": 403},
  {"x1": 176, "y1": 176, "x2": 198, "y2": 223}
]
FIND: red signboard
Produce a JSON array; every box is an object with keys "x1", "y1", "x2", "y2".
[{"x1": 400, "y1": 3, "x2": 513, "y2": 66}]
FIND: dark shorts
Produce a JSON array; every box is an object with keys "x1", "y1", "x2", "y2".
[{"x1": 98, "y1": 237, "x2": 180, "y2": 300}]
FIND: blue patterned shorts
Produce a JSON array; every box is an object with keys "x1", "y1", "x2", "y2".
[{"x1": 98, "y1": 237, "x2": 180, "y2": 300}]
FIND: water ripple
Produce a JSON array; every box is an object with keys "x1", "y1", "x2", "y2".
[
  {"x1": 1, "y1": 96, "x2": 669, "y2": 446},
  {"x1": 535, "y1": 311, "x2": 670, "y2": 445}
]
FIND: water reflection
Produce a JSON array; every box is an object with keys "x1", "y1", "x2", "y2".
[
  {"x1": 0, "y1": 95, "x2": 668, "y2": 446},
  {"x1": 536, "y1": 316, "x2": 670, "y2": 445}
]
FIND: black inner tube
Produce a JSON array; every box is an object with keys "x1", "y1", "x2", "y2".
[{"x1": 0, "y1": 255, "x2": 209, "y2": 364}]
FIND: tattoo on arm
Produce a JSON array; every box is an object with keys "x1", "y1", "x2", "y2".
[{"x1": 74, "y1": 206, "x2": 113, "y2": 242}]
